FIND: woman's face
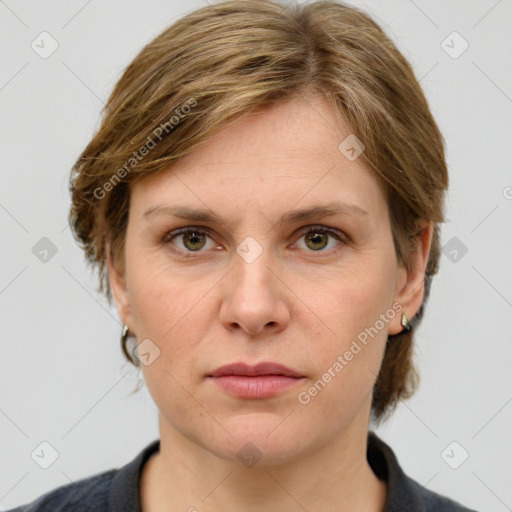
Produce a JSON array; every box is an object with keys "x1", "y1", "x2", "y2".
[{"x1": 109, "y1": 93, "x2": 426, "y2": 465}]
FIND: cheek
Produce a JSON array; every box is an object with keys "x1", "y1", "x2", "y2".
[
  {"x1": 297, "y1": 294, "x2": 388, "y2": 433},
  {"x1": 127, "y1": 246, "x2": 199, "y2": 332},
  {"x1": 124, "y1": 250, "x2": 210, "y2": 376},
  {"x1": 310, "y1": 249, "x2": 396, "y2": 342},
  {"x1": 296, "y1": 249, "x2": 396, "y2": 415},
  {"x1": 126, "y1": 260, "x2": 210, "y2": 420}
]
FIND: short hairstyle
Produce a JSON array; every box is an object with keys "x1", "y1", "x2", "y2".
[{"x1": 68, "y1": 0, "x2": 448, "y2": 423}]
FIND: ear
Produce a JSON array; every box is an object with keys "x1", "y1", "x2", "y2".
[
  {"x1": 106, "y1": 241, "x2": 134, "y2": 332},
  {"x1": 388, "y1": 220, "x2": 434, "y2": 335}
]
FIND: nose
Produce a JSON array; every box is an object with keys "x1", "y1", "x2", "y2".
[{"x1": 219, "y1": 249, "x2": 291, "y2": 337}]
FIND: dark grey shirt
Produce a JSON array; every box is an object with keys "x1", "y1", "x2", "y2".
[{"x1": 6, "y1": 432, "x2": 478, "y2": 511}]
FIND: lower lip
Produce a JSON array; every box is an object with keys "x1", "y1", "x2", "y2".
[{"x1": 209, "y1": 375, "x2": 303, "y2": 399}]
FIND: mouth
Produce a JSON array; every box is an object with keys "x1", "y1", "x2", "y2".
[{"x1": 207, "y1": 362, "x2": 305, "y2": 399}]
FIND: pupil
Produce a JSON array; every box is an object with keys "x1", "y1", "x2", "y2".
[
  {"x1": 184, "y1": 232, "x2": 205, "y2": 250},
  {"x1": 307, "y1": 232, "x2": 327, "y2": 250}
]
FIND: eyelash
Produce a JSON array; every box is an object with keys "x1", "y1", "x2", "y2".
[{"x1": 160, "y1": 225, "x2": 348, "y2": 257}]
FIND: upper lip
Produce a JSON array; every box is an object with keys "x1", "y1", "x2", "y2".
[{"x1": 209, "y1": 362, "x2": 304, "y2": 378}]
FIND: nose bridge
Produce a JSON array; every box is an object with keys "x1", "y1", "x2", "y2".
[
  {"x1": 232, "y1": 233, "x2": 276, "y2": 301},
  {"x1": 220, "y1": 233, "x2": 289, "y2": 335}
]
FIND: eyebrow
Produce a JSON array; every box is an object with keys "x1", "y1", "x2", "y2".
[{"x1": 142, "y1": 201, "x2": 369, "y2": 228}]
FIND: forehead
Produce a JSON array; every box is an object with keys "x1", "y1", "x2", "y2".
[{"x1": 130, "y1": 93, "x2": 387, "y2": 222}]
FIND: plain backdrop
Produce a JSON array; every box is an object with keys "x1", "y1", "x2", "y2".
[{"x1": 1, "y1": 0, "x2": 511, "y2": 510}]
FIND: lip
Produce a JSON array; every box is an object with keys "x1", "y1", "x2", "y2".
[
  {"x1": 208, "y1": 362, "x2": 304, "y2": 378},
  {"x1": 207, "y1": 362, "x2": 305, "y2": 399}
]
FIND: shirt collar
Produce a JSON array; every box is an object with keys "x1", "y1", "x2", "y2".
[{"x1": 107, "y1": 432, "x2": 427, "y2": 511}]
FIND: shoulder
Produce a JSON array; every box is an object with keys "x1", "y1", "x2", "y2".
[
  {"x1": 4, "y1": 439, "x2": 160, "y2": 512},
  {"x1": 407, "y1": 477, "x2": 479, "y2": 512},
  {"x1": 3, "y1": 469, "x2": 117, "y2": 512},
  {"x1": 367, "y1": 432, "x2": 479, "y2": 512}
]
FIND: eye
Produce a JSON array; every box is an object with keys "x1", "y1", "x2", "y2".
[
  {"x1": 162, "y1": 227, "x2": 218, "y2": 254},
  {"x1": 293, "y1": 225, "x2": 346, "y2": 253},
  {"x1": 161, "y1": 225, "x2": 347, "y2": 256}
]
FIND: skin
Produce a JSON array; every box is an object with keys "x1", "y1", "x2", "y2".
[{"x1": 107, "y1": 91, "x2": 433, "y2": 512}]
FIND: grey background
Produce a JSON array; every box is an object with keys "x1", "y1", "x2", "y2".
[{"x1": 1, "y1": 0, "x2": 511, "y2": 510}]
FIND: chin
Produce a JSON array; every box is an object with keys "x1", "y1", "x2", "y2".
[{"x1": 208, "y1": 413, "x2": 314, "y2": 467}]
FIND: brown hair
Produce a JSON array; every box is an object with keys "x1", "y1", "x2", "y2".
[{"x1": 68, "y1": 0, "x2": 448, "y2": 422}]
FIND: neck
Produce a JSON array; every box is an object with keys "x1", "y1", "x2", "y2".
[{"x1": 140, "y1": 413, "x2": 387, "y2": 512}]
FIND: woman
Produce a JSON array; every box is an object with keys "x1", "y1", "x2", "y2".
[{"x1": 8, "y1": 1, "x2": 478, "y2": 510}]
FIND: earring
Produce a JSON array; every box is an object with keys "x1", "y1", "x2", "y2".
[
  {"x1": 121, "y1": 323, "x2": 130, "y2": 343},
  {"x1": 121, "y1": 323, "x2": 139, "y2": 366},
  {"x1": 400, "y1": 312, "x2": 412, "y2": 333}
]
